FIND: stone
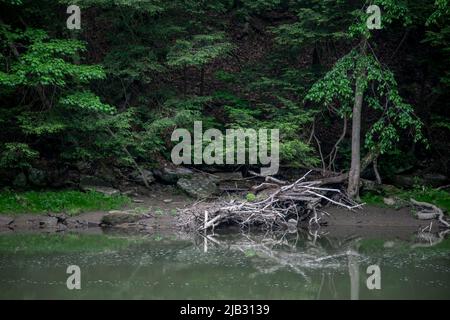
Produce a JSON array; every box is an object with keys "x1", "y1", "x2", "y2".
[
  {"x1": 80, "y1": 174, "x2": 120, "y2": 195},
  {"x1": 153, "y1": 167, "x2": 193, "y2": 184},
  {"x1": 383, "y1": 197, "x2": 396, "y2": 206},
  {"x1": 177, "y1": 174, "x2": 218, "y2": 199},
  {"x1": 130, "y1": 169, "x2": 155, "y2": 186},
  {"x1": 383, "y1": 241, "x2": 395, "y2": 248},
  {"x1": 28, "y1": 168, "x2": 47, "y2": 186},
  {"x1": 101, "y1": 211, "x2": 144, "y2": 226},
  {"x1": 83, "y1": 186, "x2": 120, "y2": 196},
  {"x1": 163, "y1": 199, "x2": 173, "y2": 203},
  {"x1": 65, "y1": 218, "x2": 88, "y2": 229},
  {"x1": 39, "y1": 216, "x2": 58, "y2": 228}
]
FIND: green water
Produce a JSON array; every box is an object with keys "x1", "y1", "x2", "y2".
[{"x1": 0, "y1": 230, "x2": 449, "y2": 299}]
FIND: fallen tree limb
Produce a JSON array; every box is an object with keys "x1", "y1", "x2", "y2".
[
  {"x1": 178, "y1": 171, "x2": 361, "y2": 231},
  {"x1": 410, "y1": 198, "x2": 450, "y2": 228}
]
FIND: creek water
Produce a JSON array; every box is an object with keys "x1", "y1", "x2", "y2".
[{"x1": 0, "y1": 229, "x2": 449, "y2": 299}]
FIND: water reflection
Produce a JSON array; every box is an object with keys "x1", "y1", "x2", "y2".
[{"x1": 0, "y1": 228, "x2": 449, "y2": 299}]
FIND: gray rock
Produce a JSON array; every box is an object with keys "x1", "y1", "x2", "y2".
[
  {"x1": 101, "y1": 211, "x2": 144, "y2": 226},
  {"x1": 82, "y1": 185, "x2": 120, "y2": 196},
  {"x1": 383, "y1": 197, "x2": 396, "y2": 206},
  {"x1": 177, "y1": 174, "x2": 218, "y2": 199},
  {"x1": 65, "y1": 218, "x2": 88, "y2": 229},
  {"x1": 39, "y1": 216, "x2": 58, "y2": 228},
  {"x1": 130, "y1": 169, "x2": 155, "y2": 186},
  {"x1": 153, "y1": 167, "x2": 193, "y2": 184},
  {"x1": 28, "y1": 168, "x2": 47, "y2": 186},
  {"x1": 13, "y1": 172, "x2": 27, "y2": 188}
]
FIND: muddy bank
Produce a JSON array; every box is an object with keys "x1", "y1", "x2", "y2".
[
  {"x1": 0, "y1": 200, "x2": 445, "y2": 235},
  {"x1": 324, "y1": 205, "x2": 441, "y2": 230},
  {"x1": 0, "y1": 184, "x2": 193, "y2": 234}
]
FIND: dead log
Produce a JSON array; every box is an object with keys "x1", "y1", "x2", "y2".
[{"x1": 410, "y1": 199, "x2": 450, "y2": 228}]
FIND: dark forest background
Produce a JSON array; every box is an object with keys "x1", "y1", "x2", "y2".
[{"x1": 0, "y1": 0, "x2": 449, "y2": 192}]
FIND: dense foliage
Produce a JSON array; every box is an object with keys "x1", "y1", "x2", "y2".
[{"x1": 0, "y1": 0, "x2": 449, "y2": 188}]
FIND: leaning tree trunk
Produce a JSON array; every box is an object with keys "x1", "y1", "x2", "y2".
[{"x1": 347, "y1": 41, "x2": 367, "y2": 199}]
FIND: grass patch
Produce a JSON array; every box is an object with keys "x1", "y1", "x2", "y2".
[
  {"x1": 361, "y1": 187, "x2": 450, "y2": 213},
  {"x1": 0, "y1": 233, "x2": 138, "y2": 254},
  {"x1": 360, "y1": 193, "x2": 388, "y2": 207},
  {"x1": 0, "y1": 190, "x2": 130, "y2": 215}
]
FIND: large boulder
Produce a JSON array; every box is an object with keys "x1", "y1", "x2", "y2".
[
  {"x1": 152, "y1": 167, "x2": 193, "y2": 184},
  {"x1": 101, "y1": 211, "x2": 145, "y2": 226},
  {"x1": 177, "y1": 174, "x2": 219, "y2": 199},
  {"x1": 129, "y1": 169, "x2": 156, "y2": 186},
  {"x1": 38, "y1": 216, "x2": 58, "y2": 228}
]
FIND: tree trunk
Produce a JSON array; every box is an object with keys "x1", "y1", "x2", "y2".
[{"x1": 347, "y1": 41, "x2": 367, "y2": 199}]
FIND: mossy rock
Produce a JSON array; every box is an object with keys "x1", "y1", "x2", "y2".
[{"x1": 101, "y1": 211, "x2": 144, "y2": 226}]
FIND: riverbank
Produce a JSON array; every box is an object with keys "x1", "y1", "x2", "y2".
[
  {"x1": 1, "y1": 176, "x2": 449, "y2": 234},
  {"x1": 0, "y1": 198, "x2": 446, "y2": 234}
]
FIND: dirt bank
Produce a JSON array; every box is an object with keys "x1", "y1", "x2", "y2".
[{"x1": 0, "y1": 190, "x2": 446, "y2": 235}]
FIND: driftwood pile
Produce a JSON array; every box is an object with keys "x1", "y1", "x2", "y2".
[{"x1": 178, "y1": 171, "x2": 362, "y2": 231}]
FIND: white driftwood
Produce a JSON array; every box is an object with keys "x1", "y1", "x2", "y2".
[{"x1": 180, "y1": 171, "x2": 362, "y2": 231}]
